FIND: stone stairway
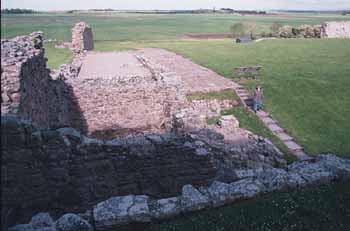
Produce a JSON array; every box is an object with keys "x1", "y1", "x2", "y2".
[{"x1": 234, "y1": 85, "x2": 310, "y2": 160}]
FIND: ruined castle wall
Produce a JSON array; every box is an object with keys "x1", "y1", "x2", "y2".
[
  {"x1": 321, "y1": 21, "x2": 350, "y2": 38},
  {"x1": 1, "y1": 32, "x2": 79, "y2": 129},
  {"x1": 1, "y1": 116, "x2": 217, "y2": 228},
  {"x1": 71, "y1": 22, "x2": 94, "y2": 54}
]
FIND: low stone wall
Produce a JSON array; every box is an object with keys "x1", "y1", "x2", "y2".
[
  {"x1": 1, "y1": 116, "x2": 217, "y2": 229},
  {"x1": 1, "y1": 115, "x2": 287, "y2": 230},
  {"x1": 9, "y1": 153, "x2": 350, "y2": 231},
  {"x1": 321, "y1": 21, "x2": 350, "y2": 38}
]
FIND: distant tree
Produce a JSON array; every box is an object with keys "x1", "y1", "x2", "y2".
[
  {"x1": 230, "y1": 23, "x2": 245, "y2": 36},
  {"x1": 270, "y1": 23, "x2": 283, "y2": 33},
  {"x1": 230, "y1": 22, "x2": 257, "y2": 38},
  {"x1": 1, "y1": 8, "x2": 36, "y2": 14}
]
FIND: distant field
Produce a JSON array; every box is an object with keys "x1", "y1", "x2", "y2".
[{"x1": 2, "y1": 13, "x2": 350, "y2": 41}]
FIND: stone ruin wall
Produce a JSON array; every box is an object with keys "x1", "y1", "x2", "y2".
[
  {"x1": 71, "y1": 22, "x2": 94, "y2": 54},
  {"x1": 1, "y1": 32, "x2": 80, "y2": 130},
  {"x1": 64, "y1": 63, "x2": 185, "y2": 138},
  {"x1": 321, "y1": 21, "x2": 350, "y2": 38},
  {"x1": 1, "y1": 31, "x2": 287, "y2": 229},
  {"x1": 1, "y1": 116, "x2": 217, "y2": 228}
]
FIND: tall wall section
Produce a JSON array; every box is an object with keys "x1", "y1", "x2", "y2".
[
  {"x1": 1, "y1": 32, "x2": 82, "y2": 129},
  {"x1": 71, "y1": 22, "x2": 94, "y2": 54}
]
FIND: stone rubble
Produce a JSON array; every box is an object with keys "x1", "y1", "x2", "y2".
[
  {"x1": 9, "y1": 153, "x2": 349, "y2": 231},
  {"x1": 278, "y1": 24, "x2": 321, "y2": 38},
  {"x1": 51, "y1": 52, "x2": 86, "y2": 80}
]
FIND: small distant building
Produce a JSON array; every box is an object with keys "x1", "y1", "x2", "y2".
[{"x1": 236, "y1": 37, "x2": 253, "y2": 43}]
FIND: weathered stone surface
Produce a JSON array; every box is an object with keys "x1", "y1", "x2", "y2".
[
  {"x1": 93, "y1": 195, "x2": 150, "y2": 230},
  {"x1": 229, "y1": 178, "x2": 264, "y2": 199},
  {"x1": 54, "y1": 213, "x2": 92, "y2": 231},
  {"x1": 149, "y1": 197, "x2": 181, "y2": 219},
  {"x1": 318, "y1": 154, "x2": 350, "y2": 177},
  {"x1": 30, "y1": 213, "x2": 53, "y2": 229},
  {"x1": 201, "y1": 181, "x2": 238, "y2": 207},
  {"x1": 71, "y1": 22, "x2": 94, "y2": 54},
  {"x1": 180, "y1": 185, "x2": 211, "y2": 212},
  {"x1": 254, "y1": 168, "x2": 306, "y2": 192},
  {"x1": 321, "y1": 21, "x2": 350, "y2": 38},
  {"x1": 8, "y1": 224, "x2": 35, "y2": 231},
  {"x1": 219, "y1": 115, "x2": 240, "y2": 129},
  {"x1": 289, "y1": 162, "x2": 333, "y2": 184}
]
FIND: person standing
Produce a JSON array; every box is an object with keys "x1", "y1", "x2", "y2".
[{"x1": 254, "y1": 85, "x2": 263, "y2": 113}]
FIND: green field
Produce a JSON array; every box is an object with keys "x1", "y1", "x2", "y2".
[
  {"x1": 2, "y1": 13, "x2": 350, "y2": 41},
  {"x1": 2, "y1": 13, "x2": 350, "y2": 157}
]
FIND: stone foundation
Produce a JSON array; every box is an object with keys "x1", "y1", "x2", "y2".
[
  {"x1": 1, "y1": 116, "x2": 217, "y2": 228},
  {"x1": 1, "y1": 116, "x2": 286, "y2": 229}
]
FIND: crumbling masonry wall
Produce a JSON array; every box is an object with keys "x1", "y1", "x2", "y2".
[
  {"x1": 1, "y1": 32, "x2": 80, "y2": 129},
  {"x1": 1, "y1": 32, "x2": 287, "y2": 230},
  {"x1": 71, "y1": 22, "x2": 94, "y2": 54},
  {"x1": 1, "y1": 116, "x2": 217, "y2": 228},
  {"x1": 321, "y1": 21, "x2": 350, "y2": 38}
]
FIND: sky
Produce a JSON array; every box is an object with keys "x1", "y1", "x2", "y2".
[{"x1": 2, "y1": 0, "x2": 350, "y2": 11}]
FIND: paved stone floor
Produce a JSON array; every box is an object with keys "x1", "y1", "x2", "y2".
[{"x1": 70, "y1": 49, "x2": 240, "y2": 138}]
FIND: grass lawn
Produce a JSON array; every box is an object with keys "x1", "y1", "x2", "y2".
[
  {"x1": 89, "y1": 38, "x2": 350, "y2": 157},
  {"x1": 147, "y1": 180, "x2": 350, "y2": 231},
  {"x1": 44, "y1": 42, "x2": 73, "y2": 69},
  {"x1": 187, "y1": 89, "x2": 239, "y2": 101}
]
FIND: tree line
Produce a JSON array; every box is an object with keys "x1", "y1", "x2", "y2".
[{"x1": 1, "y1": 8, "x2": 37, "y2": 14}]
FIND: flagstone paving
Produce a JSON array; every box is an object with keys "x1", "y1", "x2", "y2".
[{"x1": 234, "y1": 84, "x2": 311, "y2": 160}]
